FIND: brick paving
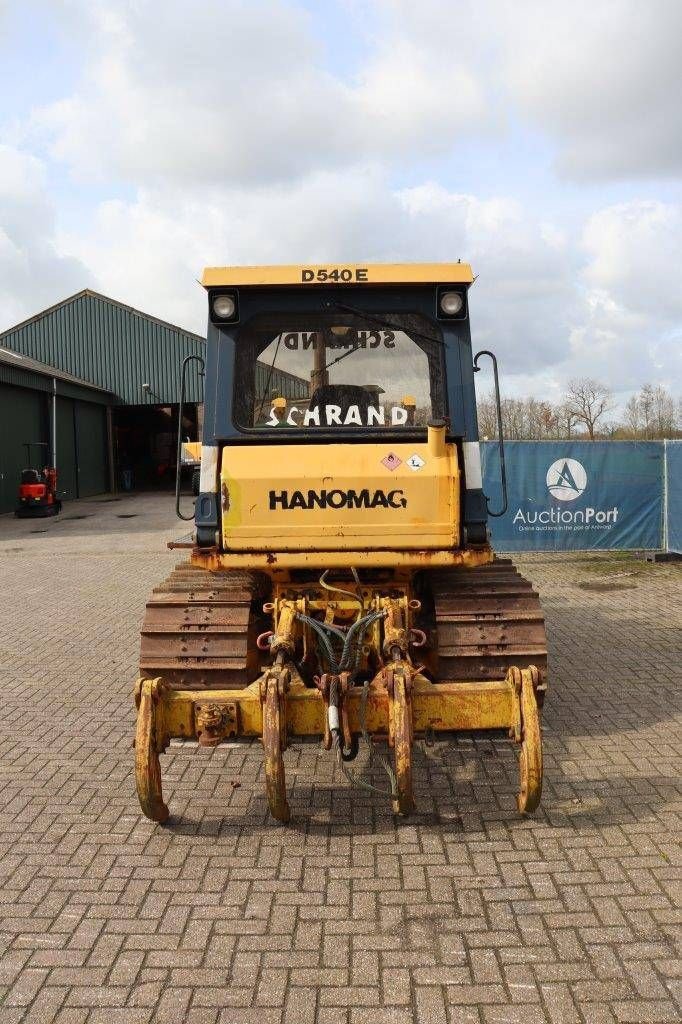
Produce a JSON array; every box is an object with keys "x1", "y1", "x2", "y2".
[{"x1": 0, "y1": 492, "x2": 680, "y2": 1023}]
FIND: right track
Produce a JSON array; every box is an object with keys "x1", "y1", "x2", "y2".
[{"x1": 422, "y1": 558, "x2": 548, "y2": 694}]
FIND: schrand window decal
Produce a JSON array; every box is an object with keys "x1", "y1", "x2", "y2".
[
  {"x1": 266, "y1": 405, "x2": 410, "y2": 427},
  {"x1": 282, "y1": 331, "x2": 395, "y2": 350}
]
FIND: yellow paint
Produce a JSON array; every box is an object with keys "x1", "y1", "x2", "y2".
[
  {"x1": 220, "y1": 440, "x2": 460, "y2": 551},
  {"x1": 201, "y1": 262, "x2": 474, "y2": 288},
  {"x1": 191, "y1": 546, "x2": 492, "y2": 572},
  {"x1": 162, "y1": 677, "x2": 515, "y2": 739},
  {"x1": 180, "y1": 441, "x2": 201, "y2": 465},
  {"x1": 513, "y1": 666, "x2": 543, "y2": 813},
  {"x1": 135, "y1": 678, "x2": 169, "y2": 823}
]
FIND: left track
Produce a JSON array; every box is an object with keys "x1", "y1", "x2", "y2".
[{"x1": 139, "y1": 563, "x2": 269, "y2": 690}]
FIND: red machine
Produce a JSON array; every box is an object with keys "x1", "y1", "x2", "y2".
[{"x1": 15, "y1": 443, "x2": 62, "y2": 518}]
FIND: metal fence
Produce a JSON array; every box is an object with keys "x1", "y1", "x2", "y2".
[
  {"x1": 480, "y1": 440, "x2": 679, "y2": 552},
  {"x1": 664, "y1": 440, "x2": 682, "y2": 554}
]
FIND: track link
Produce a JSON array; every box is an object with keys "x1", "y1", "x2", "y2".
[
  {"x1": 422, "y1": 558, "x2": 548, "y2": 693},
  {"x1": 139, "y1": 563, "x2": 268, "y2": 690}
]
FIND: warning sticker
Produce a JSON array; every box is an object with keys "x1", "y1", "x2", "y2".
[
  {"x1": 381, "y1": 453, "x2": 402, "y2": 471},
  {"x1": 407, "y1": 454, "x2": 425, "y2": 471}
]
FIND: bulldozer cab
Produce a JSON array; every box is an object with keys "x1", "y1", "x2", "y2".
[{"x1": 194, "y1": 264, "x2": 489, "y2": 557}]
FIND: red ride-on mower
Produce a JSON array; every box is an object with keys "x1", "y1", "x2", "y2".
[{"x1": 15, "y1": 443, "x2": 62, "y2": 518}]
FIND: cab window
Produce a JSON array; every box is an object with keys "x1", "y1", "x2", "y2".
[{"x1": 233, "y1": 312, "x2": 445, "y2": 431}]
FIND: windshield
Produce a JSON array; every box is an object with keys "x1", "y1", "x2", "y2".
[{"x1": 233, "y1": 311, "x2": 445, "y2": 431}]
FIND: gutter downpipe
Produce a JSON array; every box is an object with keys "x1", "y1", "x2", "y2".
[{"x1": 52, "y1": 378, "x2": 57, "y2": 470}]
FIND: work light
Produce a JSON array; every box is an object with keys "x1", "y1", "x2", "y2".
[
  {"x1": 212, "y1": 294, "x2": 236, "y2": 320},
  {"x1": 440, "y1": 291, "x2": 463, "y2": 316},
  {"x1": 436, "y1": 286, "x2": 467, "y2": 320}
]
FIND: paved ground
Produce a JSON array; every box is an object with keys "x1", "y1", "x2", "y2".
[{"x1": 0, "y1": 493, "x2": 680, "y2": 1024}]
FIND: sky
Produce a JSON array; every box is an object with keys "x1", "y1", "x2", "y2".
[{"x1": 1, "y1": 0, "x2": 681, "y2": 414}]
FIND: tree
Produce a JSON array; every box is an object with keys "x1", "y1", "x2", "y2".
[
  {"x1": 639, "y1": 384, "x2": 655, "y2": 438},
  {"x1": 623, "y1": 384, "x2": 677, "y2": 439},
  {"x1": 563, "y1": 378, "x2": 612, "y2": 440},
  {"x1": 624, "y1": 394, "x2": 641, "y2": 436},
  {"x1": 556, "y1": 402, "x2": 577, "y2": 439},
  {"x1": 476, "y1": 394, "x2": 498, "y2": 439},
  {"x1": 652, "y1": 385, "x2": 676, "y2": 437}
]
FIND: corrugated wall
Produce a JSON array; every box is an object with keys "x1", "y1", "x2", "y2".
[
  {"x1": 255, "y1": 361, "x2": 308, "y2": 400},
  {"x1": 0, "y1": 360, "x2": 110, "y2": 404},
  {"x1": 1, "y1": 292, "x2": 205, "y2": 405}
]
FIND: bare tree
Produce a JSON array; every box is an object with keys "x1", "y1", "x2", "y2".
[
  {"x1": 479, "y1": 383, "x2": 679, "y2": 441},
  {"x1": 501, "y1": 397, "x2": 526, "y2": 439},
  {"x1": 652, "y1": 385, "x2": 676, "y2": 436},
  {"x1": 556, "y1": 402, "x2": 577, "y2": 439},
  {"x1": 624, "y1": 394, "x2": 641, "y2": 436},
  {"x1": 563, "y1": 378, "x2": 612, "y2": 440},
  {"x1": 476, "y1": 395, "x2": 498, "y2": 439},
  {"x1": 639, "y1": 384, "x2": 655, "y2": 438}
]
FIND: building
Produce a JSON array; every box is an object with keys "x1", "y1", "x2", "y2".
[
  {"x1": 0, "y1": 289, "x2": 204, "y2": 513},
  {"x1": 0, "y1": 289, "x2": 311, "y2": 514}
]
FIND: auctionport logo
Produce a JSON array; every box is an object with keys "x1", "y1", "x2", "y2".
[
  {"x1": 512, "y1": 456, "x2": 619, "y2": 531},
  {"x1": 546, "y1": 458, "x2": 587, "y2": 502}
]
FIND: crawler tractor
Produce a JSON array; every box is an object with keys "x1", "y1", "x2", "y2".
[{"x1": 135, "y1": 264, "x2": 547, "y2": 823}]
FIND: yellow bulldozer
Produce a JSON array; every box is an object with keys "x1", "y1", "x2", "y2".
[{"x1": 134, "y1": 263, "x2": 547, "y2": 823}]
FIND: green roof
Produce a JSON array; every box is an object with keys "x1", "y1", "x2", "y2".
[{"x1": 0, "y1": 289, "x2": 205, "y2": 405}]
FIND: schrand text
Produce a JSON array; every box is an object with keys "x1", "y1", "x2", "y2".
[{"x1": 266, "y1": 404, "x2": 410, "y2": 427}]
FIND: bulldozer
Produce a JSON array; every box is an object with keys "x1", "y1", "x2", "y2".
[{"x1": 135, "y1": 263, "x2": 547, "y2": 823}]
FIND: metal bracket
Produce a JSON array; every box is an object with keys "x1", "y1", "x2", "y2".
[{"x1": 195, "y1": 700, "x2": 239, "y2": 747}]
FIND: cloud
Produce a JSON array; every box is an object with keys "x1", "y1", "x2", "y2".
[
  {"x1": 494, "y1": 0, "x2": 682, "y2": 181},
  {"x1": 0, "y1": 144, "x2": 89, "y2": 330},
  {"x1": 583, "y1": 200, "x2": 682, "y2": 320},
  {"x1": 2, "y1": 0, "x2": 680, "y2": 409},
  {"x1": 18, "y1": 1, "x2": 682, "y2": 192},
  {"x1": 56, "y1": 170, "x2": 575, "y2": 381},
  {"x1": 33, "y1": 0, "x2": 486, "y2": 189},
  {"x1": 362, "y1": 0, "x2": 682, "y2": 182},
  {"x1": 568, "y1": 200, "x2": 682, "y2": 393}
]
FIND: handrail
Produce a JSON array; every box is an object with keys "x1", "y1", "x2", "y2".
[
  {"x1": 473, "y1": 349, "x2": 508, "y2": 517},
  {"x1": 175, "y1": 354, "x2": 205, "y2": 521}
]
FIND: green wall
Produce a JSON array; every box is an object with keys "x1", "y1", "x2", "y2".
[{"x1": 1, "y1": 291, "x2": 204, "y2": 405}]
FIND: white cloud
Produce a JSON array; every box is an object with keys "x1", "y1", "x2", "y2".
[
  {"x1": 32, "y1": 0, "x2": 486, "y2": 189},
  {"x1": 1, "y1": 0, "x2": 680, "y2": 408},
  {"x1": 493, "y1": 0, "x2": 682, "y2": 181},
  {"x1": 0, "y1": 145, "x2": 89, "y2": 330},
  {"x1": 49, "y1": 167, "x2": 682, "y2": 402},
  {"x1": 56, "y1": 171, "x2": 575, "y2": 380},
  {"x1": 566, "y1": 200, "x2": 682, "y2": 393},
  {"x1": 583, "y1": 201, "x2": 682, "y2": 320},
  {"x1": 368, "y1": 0, "x2": 682, "y2": 182}
]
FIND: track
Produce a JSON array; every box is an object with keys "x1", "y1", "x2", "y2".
[
  {"x1": 139, "y1": 564, "x2": 268, "y2": 690},
  {"x1": 422, "y1": 558, "x2": 548, "y2": 692},
  {"x1": 139, "y1": 558, "x2": 546, "y2": 696}
]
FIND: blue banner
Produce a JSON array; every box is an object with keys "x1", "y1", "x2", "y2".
[
  {"x1": 665, "y1": 440, "x2": 682, "y2": 554},
  {"x1": 481, "y1": 441, "x2": 664, "y2": 551}
]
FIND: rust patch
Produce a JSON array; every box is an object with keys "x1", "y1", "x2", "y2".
[{"x1": 220, "y1": 481, "x2": 230, "y2": 513}]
